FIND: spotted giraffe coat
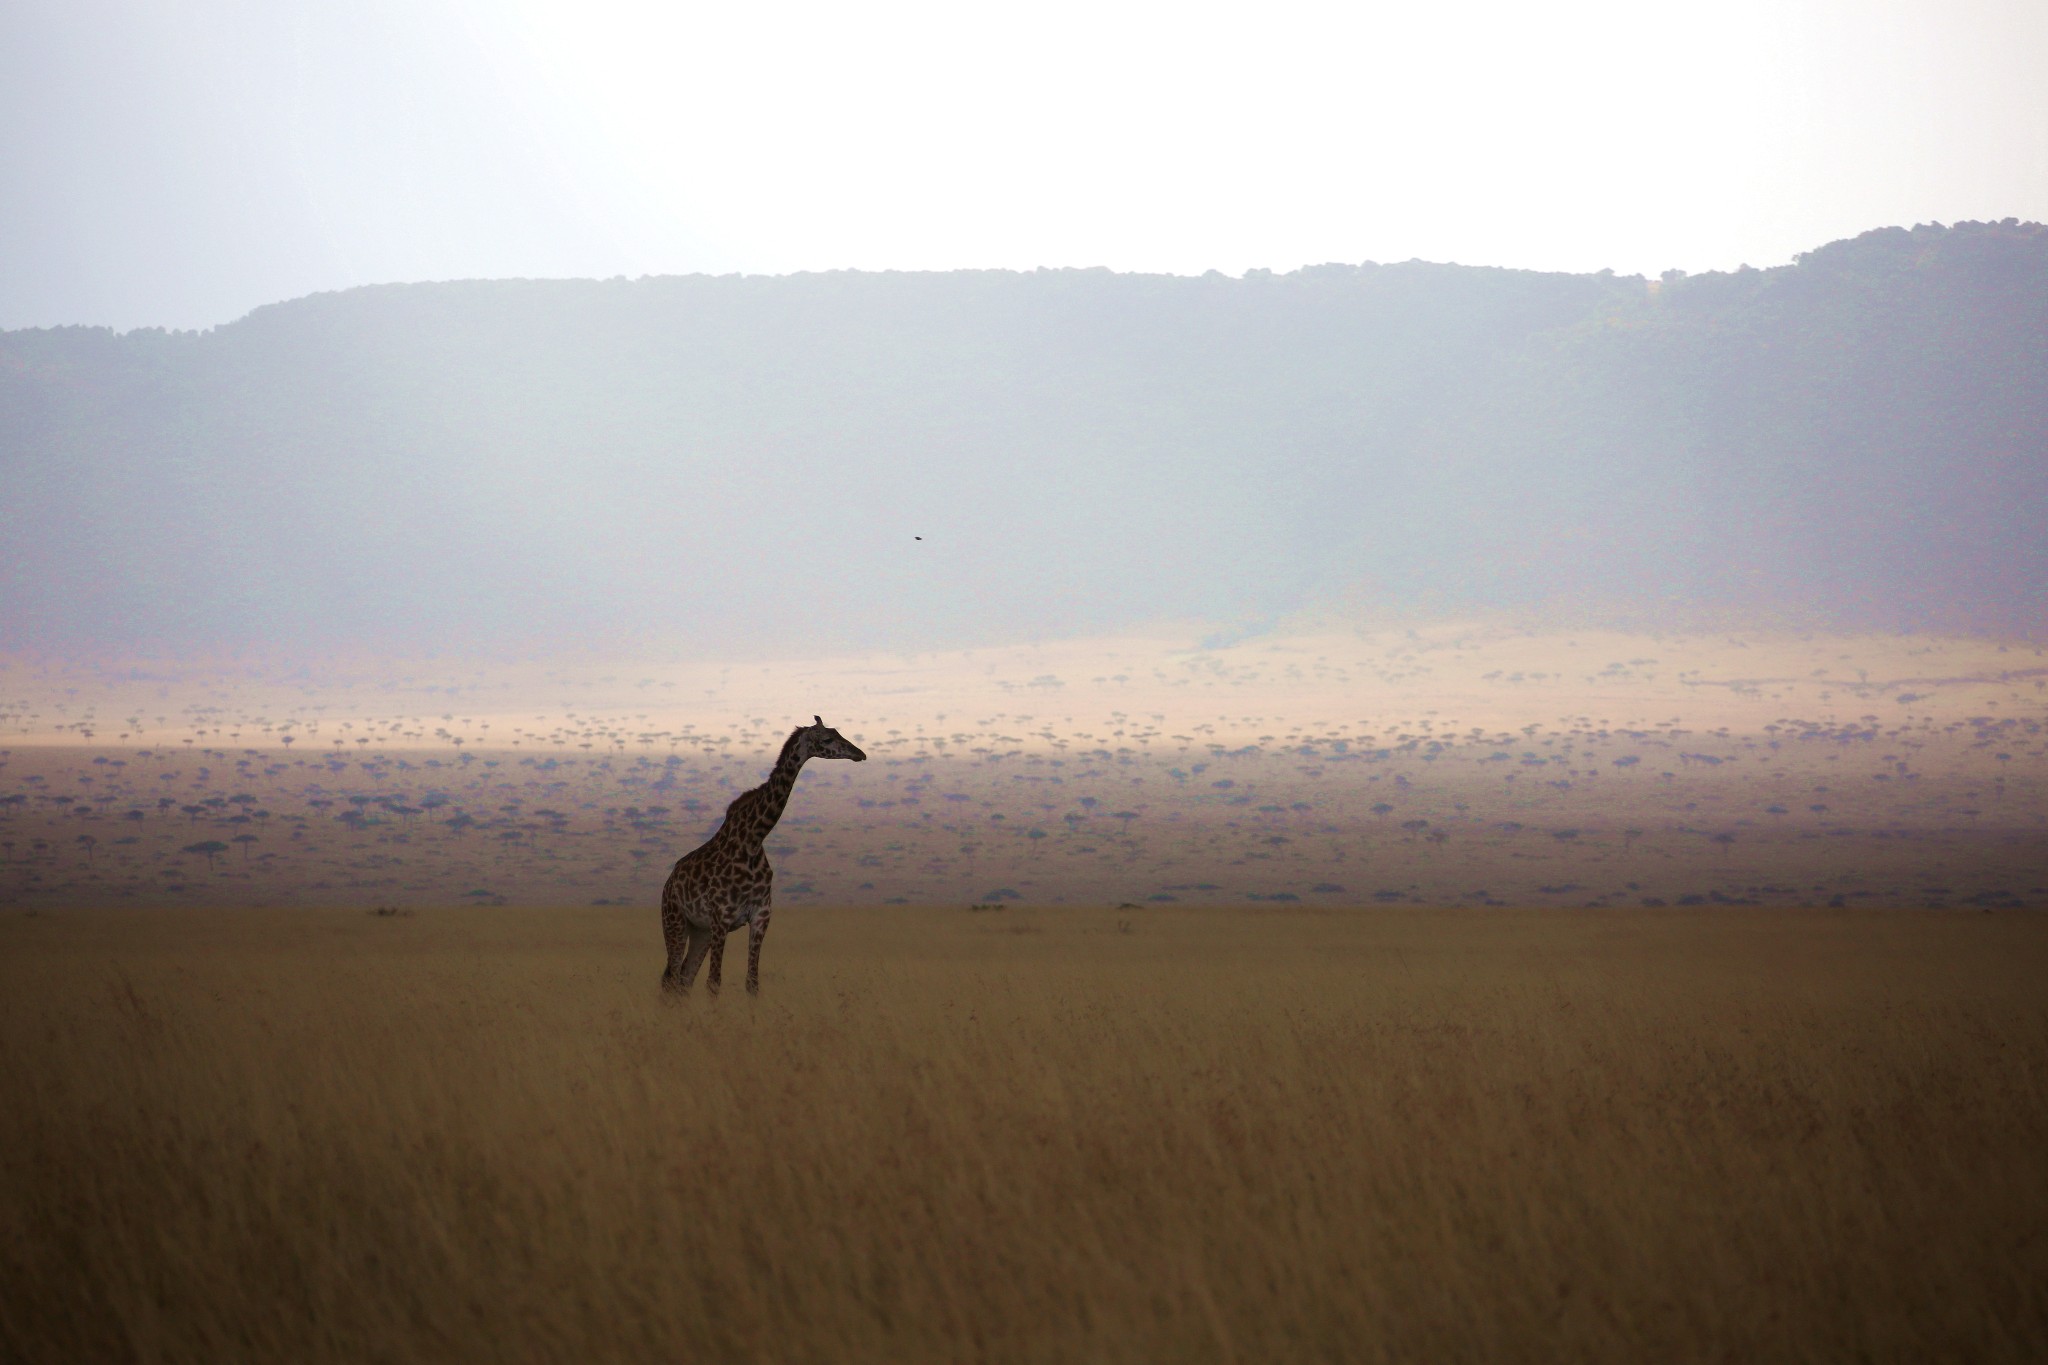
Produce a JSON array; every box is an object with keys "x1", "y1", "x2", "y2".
[{"x1": 659, "y1": 717, "x2": 865, "y2": 995}]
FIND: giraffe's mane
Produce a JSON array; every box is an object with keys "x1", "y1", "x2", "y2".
[{"x1": 774, "y1": 724, "x2": 808, "y2": 768}]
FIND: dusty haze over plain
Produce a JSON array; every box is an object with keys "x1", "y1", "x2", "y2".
[
  {"x1": 4, "y1": 0, "x2": 2047, "y2": 331},
  {"x1": 7, "y1": 4, "x2": 2040, "y2": 663}
]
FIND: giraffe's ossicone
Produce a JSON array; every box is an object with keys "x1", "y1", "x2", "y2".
[{"x1": 659, "y1": 716, "x2": 865, "y2": 997}]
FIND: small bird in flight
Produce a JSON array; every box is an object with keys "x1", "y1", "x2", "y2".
[{"x1": 914, "y1": 535, "x2": 923, "y2": 540}]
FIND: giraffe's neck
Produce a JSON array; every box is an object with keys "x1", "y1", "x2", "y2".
[{"x1": 720, "y1": 740, "x2": 807, "y2": 848}]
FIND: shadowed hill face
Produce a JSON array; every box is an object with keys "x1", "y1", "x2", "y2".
[{"x1": 2, "y1": 220, "x2": 2044, "y2": 656}]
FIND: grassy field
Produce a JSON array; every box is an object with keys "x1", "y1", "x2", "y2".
[{"x1": 3, "y1": 903, "x2": 2045, "y2": 1363}]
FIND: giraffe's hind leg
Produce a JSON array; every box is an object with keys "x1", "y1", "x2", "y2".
[
  {"x1": 669, "y1": 921, "x2": 715, "y2": 995},
  {"x1": 659, "y1": 884, "x2": 689, "y2": 994}
]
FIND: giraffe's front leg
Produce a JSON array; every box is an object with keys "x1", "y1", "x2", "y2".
[
  {"x1": 746, "y1": 906, "x2": 772, "y2": 996},
  {"x1": 705, "y1": 916, "x2": 728, "y2": 995}
]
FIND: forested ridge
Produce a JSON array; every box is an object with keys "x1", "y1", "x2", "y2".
[{"x1": 3, "y1": 219, "x2": 2043, "y2": 654}]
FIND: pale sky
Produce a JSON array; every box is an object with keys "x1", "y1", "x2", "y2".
[{"x1": 4, "y1": 0, "x2": 2045, "y2": 332}]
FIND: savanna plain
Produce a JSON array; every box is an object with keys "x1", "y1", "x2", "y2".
[{"x1": 4, "y1": 626, "x2": 2047, "y2": 1361}]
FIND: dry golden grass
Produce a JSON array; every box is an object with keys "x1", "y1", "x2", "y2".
[{"x1": 3, "y1": 904, "x2": 2046, "y2": 1363}]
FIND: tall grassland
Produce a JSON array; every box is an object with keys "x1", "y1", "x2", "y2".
[{"x1": 3, "y1": 905, "x2": 2044, "y2": 1363}]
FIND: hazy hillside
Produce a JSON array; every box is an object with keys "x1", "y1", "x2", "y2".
[{"x1": 3, "y1": 220, "x2": 2042, "y2": 655}]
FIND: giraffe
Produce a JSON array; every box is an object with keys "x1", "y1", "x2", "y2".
[{"x1": 659, "y1": 716, "x2": 866, "y2": 996}]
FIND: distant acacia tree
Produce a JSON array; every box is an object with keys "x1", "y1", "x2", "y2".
[
  {"x1": 75, "y1": 834, "x2": 97, "y2": 864},
  {"x1": 182, "y1": 840, "x2": 229, "y2": 870},
  {"x1": 232, "y1": 833, "x2": 258, "y2": 862}
]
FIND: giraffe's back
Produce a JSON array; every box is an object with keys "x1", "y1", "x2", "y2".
[{"x1": 663, "y1": 838, "x2": 772, "y2": 934}]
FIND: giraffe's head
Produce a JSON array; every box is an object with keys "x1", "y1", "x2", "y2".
[{"x1": 800, "y1": 716, "x2": 867, "y2": 763}]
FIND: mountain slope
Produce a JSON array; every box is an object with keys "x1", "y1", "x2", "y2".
[{"x1": 3, "y1": 220, "x2": 2042, "y2": 653}]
